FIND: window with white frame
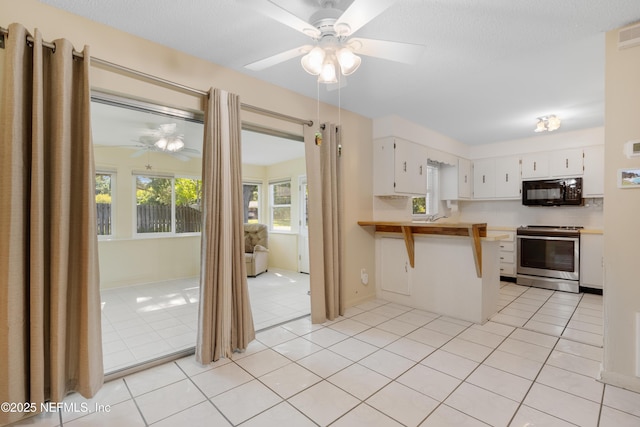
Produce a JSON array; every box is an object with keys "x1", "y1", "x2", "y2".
[
  {"x1": 95, "y1": 172, "x2": 114, "y2": 236},
  {"x1": 269, "y1": 179, "x2": 291, "y2": 231},
  {"x1": 134, "y1": 174, "x2": 202, "y2": 235},
  {"x1": 242, "y1": 182, "x2": 261, "y2": 224},
  {"x1": 412, "y1": 163, "x2": 440, "y2": 216}
]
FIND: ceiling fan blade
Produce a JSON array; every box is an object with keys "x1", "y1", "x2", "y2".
[
  {"x1": 334, "y1": 0, "x2": 399, "y2": 36},
  {"x1": 182, "y1": 148, "x2": 202, "y2": 155},
  {"x1": 245, "y1": 45, "x2": 311, "y2": 71},
  {"x1": 170, "y1": 152, "x2": 191, "y2": 162},
  {"x1": 349, "y1": 37, "x2": 424, "y2": 64},
  {"x1": 238, "y1": 0, "x2": 320, "y2": 38},
  {"x1": 130, "y1": 149, "x2": 148, "y2": 158}
]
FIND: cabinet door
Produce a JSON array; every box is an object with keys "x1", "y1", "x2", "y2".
[
  {"x1": 379, "y1": 237, "x2": 410, "y2": 295},
  {"x1": 394, "y1": 140, "x2": 427, "y2": 195},
  {"x1": 440, "y1": 158, "x2": 471, "y2": 200},
  {"x1": 373, "y1": 138, "x2": 396, "y2": 196},
  {"x1": 473, "y1": 159, "x2": 495, "y2": 199},
  {"x1": 550, "y1": 148, "x2": 583, "y2": 176},
  {"x1": 521, "y1": 152, "x2": 549, "y2": 178},
  {"x1": 583, "y1": 146, "x2": 604, "y2": 197},
  {"x1": 580, "y1": 234, "x2": 603, "y2": 289},
  {"x1": 494, "y1": 156, "x2": 521, "y2": 198},
  {"x1": 458, "y1": 158, "x2": 472, "y2": 199}
]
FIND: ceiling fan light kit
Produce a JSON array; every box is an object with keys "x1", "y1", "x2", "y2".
[
  {"x1": 301, "y1": 44, "x2": 361, "y2": 83},
  {"x1": 154, "y1": 137, "x2": 185, "y2": 152}
]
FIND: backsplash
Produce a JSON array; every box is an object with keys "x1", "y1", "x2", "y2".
[{"x1": 455, "y1": 198, "x2": 604, "y2": 229}]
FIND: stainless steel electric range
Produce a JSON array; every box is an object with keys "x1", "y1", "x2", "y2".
[{"x1": 516, "y1": 225, "x2": 583, "y2": 293}]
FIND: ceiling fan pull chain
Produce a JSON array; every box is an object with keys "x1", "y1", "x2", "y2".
[{"x1": 315, "y1": 79, "x2": 322, "y2": 146}]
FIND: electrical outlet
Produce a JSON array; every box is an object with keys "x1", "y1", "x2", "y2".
[{"x1": 360, "y1": 268, "x2": 369, "y2": 285}]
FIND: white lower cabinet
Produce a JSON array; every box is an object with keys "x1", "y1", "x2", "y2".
[
  {"x1": 498, "y1": 231, "x2": 516, "y2": 278},
  {"x1": 379, "y1": 237, "x2": 411, "y2": 295},
  {"x1": 580, "y1": 233, "x2": 604, "y2": 289}
]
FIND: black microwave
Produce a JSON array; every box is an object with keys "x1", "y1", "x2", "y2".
[{"x1": 522, "y1": 177, "x2": 583, "y2": 206}]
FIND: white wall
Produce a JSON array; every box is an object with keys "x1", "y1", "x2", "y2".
[
  {"x1": 469, "y1": 127, "x2": 604, "y2": 159},
  {"x1": 95, "y1": 147, "x2": 202, "y2": 288},
  {"x1": 601, "y1": 24, "x2": 640, "y2": 392},
  {"x1": 458, "y1": 199, "x2": 603, "y2": 228}
]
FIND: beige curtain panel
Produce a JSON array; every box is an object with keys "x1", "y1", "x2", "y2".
[
  {"x1": 196, "y1": 88, "x2": 255, "y2": 364},
  {"x1": 0, "y1": 23, "x2": 103, "y2": 425},
  {"x1": 306, "y1": 123, "x2": 344, "y2": 323}
]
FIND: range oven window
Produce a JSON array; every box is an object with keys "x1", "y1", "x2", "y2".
[{"x1": 519, "y1": 238, "x2": 576, "y2": 272}]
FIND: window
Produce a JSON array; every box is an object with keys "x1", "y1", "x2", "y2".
[
  {"x1": 242, "y1": 183, "x2": 261, "y2": 224},
  {"x1": 175, "y1": 177, "x2": 202, "y2": 233},
  {"x1": 270, "y1": 180, "x2": 291, "y2": 231},
  {"x1": 135, "y1": 174, "x2": 202, "y2": 235},
  {"x1": 95, "y1": 172, "x2": 114, "y2": 236},
  {"x1": 412, "y1": 163, "x2": 440, "y2": 216}
]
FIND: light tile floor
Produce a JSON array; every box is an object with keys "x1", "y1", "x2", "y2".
[
  {"x1": 13, "y1": 283, "x2": 640, "y2": 427},
  {"x1": 101, "y1": 269, "x2": 310, "y2": 373}
]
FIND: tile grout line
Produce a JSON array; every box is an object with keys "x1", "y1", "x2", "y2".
[
  {"x1": 121, "y1": 376, "x2": 150, "y2": 427},
  {"x1": 174, "y1": 360, "x2": 237, "y2": 427}
]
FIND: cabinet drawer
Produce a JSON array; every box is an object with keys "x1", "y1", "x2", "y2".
[
  {"x1": 499, "y1": 242, "x2": 515, "y2": 252},
  {"x1": 499, "y1": 252, "x2": 515, "y2": 263},
  {"x1": 500, "y1": 264, "x2": 516, "y2": 276}
]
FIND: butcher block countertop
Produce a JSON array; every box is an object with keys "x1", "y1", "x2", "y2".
[{"x1": 357, "y1": 221, "x2": 507, "y2": 277}]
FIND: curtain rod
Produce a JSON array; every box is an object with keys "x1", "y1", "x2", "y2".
[{"x1": 0, "y1": 26, "x2": 314, "y2": 128}]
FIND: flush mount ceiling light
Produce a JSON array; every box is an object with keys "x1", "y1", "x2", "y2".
[{"x1": 535, "y1": 115, "x2": 561, "y2": 133}]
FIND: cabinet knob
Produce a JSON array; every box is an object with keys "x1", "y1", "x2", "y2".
[
  {"x1": 420, "y1": 165, "x2": 423, "y2": 175},
  {"x1": 403, "y1": 161, "x2": 407, "y2": 172},
  {"x1": 566, "y1": 158, "x2": 569, "y2": 168},
  {"x1": 464, "y1": 175, "x2": 467, "y2": 183},
  {"x1": 506, "y1": 173, "x2": 509, "y2": 182},
  {"x1": 534, "y1": 161, "x2": 537, "y2": 171},
  {"x1": 482, "y1": 175, "x2": 486, "y2": 184}
]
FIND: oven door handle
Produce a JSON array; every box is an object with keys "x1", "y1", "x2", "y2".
[{"x1": 516, "y1": 235, "x2": 578, "y2": 242}]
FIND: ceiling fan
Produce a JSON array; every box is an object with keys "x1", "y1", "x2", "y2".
[
  {"x1": 240, "y1": 0, "x2": 424, "y2": 83},
  {"x1": 125, "y1": 123, "x2": 201, "y2": 161}
]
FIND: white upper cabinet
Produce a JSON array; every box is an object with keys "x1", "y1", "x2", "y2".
[
  {"x1": 522, "y1": 149, "x2": 584, "y2": 179},
  {"x1": 441, "y1": 157, "x2": 472, "y2": 200},
  {"x1": 473, "y1": 158, "x2": 496, "y2": 199},
  {"x1": 550, "y1": 148, "x2": 584, "y2": 177},
  {"x1": 472, "y1": 156, "x2": 520, "y2": 199},
  {"x1": 374, "y1": 137, "x2": 427, "y2": 196},
  {"x1": 494, "y1": 156, "x2": 521, "y2": 198},
  {"x1": 521, "y1": 152, "x2": 550, "y2": 179},
  {"x1": 583, "y1": 145, "x2": 605, "y2": 197}
]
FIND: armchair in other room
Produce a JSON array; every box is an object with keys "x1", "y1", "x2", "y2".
[{"x1": 244, "y1": 223, "x2": 268, "y2": 277}]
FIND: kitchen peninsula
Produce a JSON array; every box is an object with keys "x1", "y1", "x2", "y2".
[{"x1": 358, "y1": 221, "x2": 505, "y2": 324}]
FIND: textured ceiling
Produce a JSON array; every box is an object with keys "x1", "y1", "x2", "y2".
[{"x1": 38, "y1": 0, "x2": 640, "y2": 145}]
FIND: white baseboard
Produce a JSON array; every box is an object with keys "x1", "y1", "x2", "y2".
[{"x1": 600, "y1": 370, "x2": 640, "y2": 394}]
